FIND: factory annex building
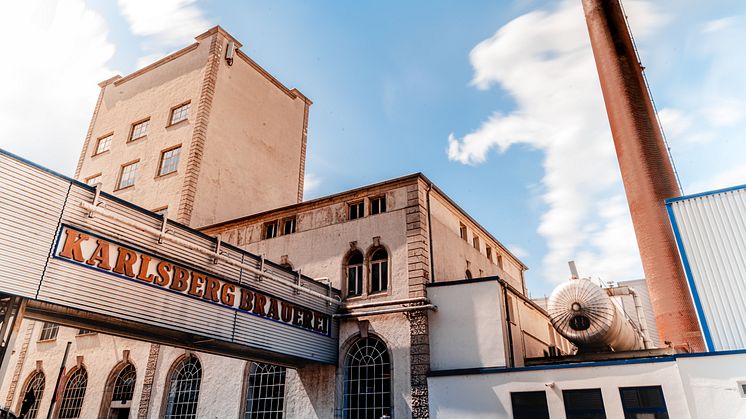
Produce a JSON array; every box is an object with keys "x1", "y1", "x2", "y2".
[{"x1": 0, "y1": 27, "x2": 566, "y2": 418}]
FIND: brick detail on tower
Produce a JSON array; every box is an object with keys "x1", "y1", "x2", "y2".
[
  {"x1": 177, "y1": 33, "x2": 222, "y2": 226},
  {"x1": 406, "y1": 181, "x2": 431, "y2": 417},
  {"x1": 581, "y1": 0, "x2": 704, "y2": 350}
]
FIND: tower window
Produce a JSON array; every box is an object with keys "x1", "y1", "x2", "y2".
[
  {"x1": 94, "y1": 134, "x2": 113, "y2": 155},
  {"x1": 371, "y1": 196, "x2": 386, "y2": 215},
  {"x1": 129, "y1": 119, "x2": 150, "y2": 141},
  {"x1": 348, "y1": 202, "x2": 364, "y2": 220},
  {"x1": 264, "y1": 221, "x2": 278, "y2": 239},
  {"x1": 283, "y1": 218, "x2": 296, "y2": 235},
  {"x1": 159, "y1": 146, "x2": 182, "y2": 176},
  {"x1": 117, "y1": 161, "x2": 139, "y2": 189},
  {"x1": 170, "y1": 102, "x2": 190, "y2": 125}
]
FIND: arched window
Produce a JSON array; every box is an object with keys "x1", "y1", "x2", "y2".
[
  {"x1": 105, "y1": 363, "x2": 136, "y2": 419},
  {"x1": 343, "y1": 336, "x2": 392, "y2": 419},
  {"x1": 18, "y1": 370, "x2": 44, "y2": 419},
  {"x1": 164, "y1": 356, "x2": 202, "y2": 419},
  {"x1": 346, "y1": 251, "x2": 364, "y2": 297},
  {"x1": 370, "y1": 248, "x2": 389, "y2": 293},
  {"x1": 58, "y1": 368, "x2": 88, "y2": 419},
  {"x1": 244, "y1": 363, "x2": 287, "y2": 419}
]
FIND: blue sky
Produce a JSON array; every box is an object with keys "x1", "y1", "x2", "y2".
[{"x1": 1, "y1": 0, "x2": 745, "y2": 296}]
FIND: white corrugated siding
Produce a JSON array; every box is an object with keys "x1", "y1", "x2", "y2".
[{"x1": 669, "y1": 187, "x2": 746, "y2": 351}]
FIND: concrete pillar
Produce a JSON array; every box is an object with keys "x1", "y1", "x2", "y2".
[{"x1": 581, "y1": 0, "x2": 704, "y2": 351}]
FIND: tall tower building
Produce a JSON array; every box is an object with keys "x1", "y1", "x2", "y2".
[{"x1": 75, "y1": 26, "x2": 311, "y2": 228}]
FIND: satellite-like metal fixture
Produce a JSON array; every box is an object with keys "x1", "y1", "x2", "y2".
[{"x1": 225, "y1": 41, "x2": 235, "y2": 66}]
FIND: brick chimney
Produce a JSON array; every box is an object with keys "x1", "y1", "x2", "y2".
[{"x1": 581, "y1": 0, "x2": 704, "y2": 351}]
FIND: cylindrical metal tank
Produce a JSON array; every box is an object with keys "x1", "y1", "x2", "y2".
[{"x1": 548, "y1": 279, "x2": 642, "y2": 352}]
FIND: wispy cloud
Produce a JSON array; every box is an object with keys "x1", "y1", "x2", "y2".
[
  {"x1": 0, "y1": 0, "x2": 115, "y2": 175},
  {"x1": 507, "y1": 244, "x2": 529, "y2": 260},
  {"x1": 447, "y1": 0, "x2": 667, "y2": 285},
  {"x1": 117, "y1": 0, "x2": 211, "y2": 65},
  {"x1": 303, "y1": 172, "x2": 322, "y2": 199}
]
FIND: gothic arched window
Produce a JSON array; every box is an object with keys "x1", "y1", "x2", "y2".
[
  {"x1": 244, "y1": 363, "x2": 287, "y2": 419},
  {"x1": 164, "y1": 356, "x2": 202, "y2": 419},
  {"x1": 58, "y1": 368, "x2": 88, "y2": 419},
  {"x1": 343, "y1": 336, "x2": 392, "y2": 419},
  {"x1": 346, "y1": 251, "x2": 364, "y2": 297},
  {"x1": 103, "y1": 363, "x2": 136, "y2": 418},
  {"x1": 369, "y1": 248, "x2": 389, "y2": 293},
  {"x1": 18, "y1": 370, "x2": 44, "y2": 419}
]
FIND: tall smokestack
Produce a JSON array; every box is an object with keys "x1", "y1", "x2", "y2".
[{"x1": 581, "y1": 0, "x2": 704, "y2": 351}]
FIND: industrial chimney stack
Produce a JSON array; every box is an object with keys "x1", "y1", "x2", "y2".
[{"x1": 581, "y1": 0, "x2": 705, "y2": 351}]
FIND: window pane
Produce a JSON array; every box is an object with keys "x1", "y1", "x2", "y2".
[
  {"x1": 245, "y1": 363, "x2": 286, "y2": 419},
  {"x1": 86, "y1": 175, "x2": 101, "y2": 186},
  {"x1": 96, "y1": 135, "x2": 112, "y2": 154},
  {"x1": 118, "y1": 162, "x2": 139, "y2": 189},
  {"x1": 58, "y1": 369, "x2": 87, "y2": 419},
  {"x1": 130, "y1": 119, "x2": 149, "y2": 140},
  {"x1": 620, "y1": 386, "x2": 668, "y2": 419},
  {"x1": 563, "y1": 389, "x2": 607, "y2": 419},
  {"x1": 165, "y1": 356, "x2": 201, "y2": 419},
  {"x1": 511, "y1": 391, "x2": 550, "y2": 419},
  {"x1": 20, "y1": 371, "x2": 45, "y2": 419},
  {"x1": 111, "y1": 364, "x2": 136, "y2": 404},
  {"x1": 159, "y1": 147, "x2": 182, "y2": 176},
  {"x1": 343, "y1": 337, "x2": 391, "y2": 419},
  {"x1": 171, "y1": 103, "x2": 190, "y2": 124},
  {"x1": 39, "y1": 323, "x2": 58, "y2": 341}
]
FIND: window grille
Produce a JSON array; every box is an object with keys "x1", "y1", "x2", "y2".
[
  {"x1": 371, "y1": 196, "x2": 386, "y2": 215},
  {"x1": 563, "y1": 388, "x2": 607, "y2": 419},
  {"x1": 511, "y1": 391, "x2": 550, "y2": 419},
  {"x1": 349, "y1": 202, "x2": 364, "y2": 220},
  {"x1": 370, "y1": 248, "x2": 388, "y2": 293},
  {"x1": 112, "y1": 364, "x2": 136, "y2": 404},
  {"x1": 171, "y1": 103, "x2": 190, "y2": 125},
  {"x1": 343, "y1": 337, "x2": 391, "y2": 419},
  {"x1": 58, "y1": 368, "x2": 88, "y2": 419},
  {"x1": 347, "y1": 251, "x2": 364, "y2": 297},
  {"x1": 39, "y1": 322, "x2": 58, "y2": 341},
  {"x1": 20, "y1": 371, "x2": 45, "y2": 419},
  {"x1": 95, "y1": 135, "x2": 112, "y2": 155},
  {"x1": 164, "y1": 356, "x2": 202, "y2": 419},
  {"x1": 619, "y1": 386, "x2": 669, "y2": 419},
  {"x1": 159, "y1": 147, "x2": 182, "y2": 176},
  {"x1": 130, "y1": 119, "x2": 149, "y2": 141},
  {"x1": 244, "y1": 363, "x2": 287, "y2": 419},
  {"x1": 118, "y1": 161, "x2": 139, "y2": 189}
]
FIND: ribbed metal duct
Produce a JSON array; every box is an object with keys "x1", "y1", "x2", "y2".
[{"x1": 548, "y1": 279, "x2": 642, "y2": 352}]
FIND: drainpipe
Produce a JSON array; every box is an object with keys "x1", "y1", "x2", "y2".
[
  {"x1": 426, "y1": 183, "x2": 435, "y2": 283},
  {"x1": 606, "y1": 286, "x2": 653, "y2": 349}
]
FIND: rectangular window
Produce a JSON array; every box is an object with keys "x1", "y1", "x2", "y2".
[
  {"x1": 39, "y1": 322, "x2": 59, "y2": 341},
  {"x1": 158, "y1": 146, "x2": 181, "y2": 176},
  {"x1": 85, "y1": 173, "x2": 102, "y2": 186},
  {"x1": 619, "y1": 386, "x2": 669, "y2": 419},
  {"x1": 511, "y1": 391, "x2": 550, "y2": 419},
  {"x1": 349, "y1": 201, "x2": 364, "y2": 220},
  {"x1": 486, "y1": 246, "x2": 493, "y2": 262},
  {"x1": 563, "y1": 389, "x2": 607, "y2": 419},
  {"x1": 170, "y1": 102, "x2": 190, "y2": 125},
  {"x1": 459, "y1": 223, "x2": 467, "y2": 241},
  {"x1": 283, "y1": 217, "x2": 296, "y2": 235},
  {"x1": 371, "y1": 196, "x2": 386, "y2": 215},
  {"x1": 94, "y1": 134, "x2": 112, "y2": 155},
  {"x1": 77, "y1": 329, "x2": 96, "y2": 335},
  {"x1": 497, "y1": 254, "x2": 504, "y2": 269},
  {"x1": 264, "y1": 221, "x2": 278, "y2": 239},
  {"x1": 473, "y1": 236, "x2": 480, "y2": 250},
  {"x1": 129, "y1": 118, "x2": 150, "y2": 141},
  {"x1": 117, "y1": 161, "x2": 139, "y2": 189},
  {"x1": 348, "y1": 265, "x2": 363, "y2": 296}
]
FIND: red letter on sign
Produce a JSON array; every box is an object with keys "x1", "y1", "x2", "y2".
[
  {"x1": 136, "y1": 254, "x2": 155, "y2": 283},
  {"x1": 221, "y1": 283, "x2": 235, "y2": 306},
  {"x1": 239, "y1": 289, "x2": 254, "y2": 311},
  {"x1": 59, "y1": 230, "x2": 89, "y2": 262},
  {"x1": 112, "y1": 248, "x2": 137, "y2": 277},
  {"x1": 85, "y1": 239, "x2": 112, "y2": 270},
  {"x1": 154, "y1": 261, "x2": 171, "y2": 286},
  {"x1": 170, "y1": 266, "x2": 189, "y2": 291}
]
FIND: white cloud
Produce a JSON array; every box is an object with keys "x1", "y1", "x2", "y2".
[
  {"x1": 702, "y1": 16, "x2": 737, "y2": 34},
  {"x1": 507, "y1": 244, "x2": 529, "y2": 259},
  {"x1": 448, "y1": 0, "x2": 668, "y2": 285},
  {"x1": 303, "y1": 173, "x2": 322, "y2": 199},
  {"x1": 0, "y1": 0, "x2": 115, "y2": 175},
  {"x1": 118, "y1": 0, "x2": 211, "y2": 64},
  {"x1": 688, "y1": 164, "x2": 746, "y2": 194}
]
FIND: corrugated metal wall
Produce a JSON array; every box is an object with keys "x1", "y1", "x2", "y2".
[
  {"x1": 0, "y1": 149, "x2": 340, "y2": 364},
  {"x1": 667, "y1": 186, "x2": 746, "y2": 351}
]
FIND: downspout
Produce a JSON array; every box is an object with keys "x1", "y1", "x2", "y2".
[
  {"x1": 426, "y1": 183, "x2": 435, "y2": 283},
  {"x1": 502, "y1": 283, "x2": 515, "y2": 368},
  {"x1": 606, "y1": 286, "x2": 653, "y2": 349}
]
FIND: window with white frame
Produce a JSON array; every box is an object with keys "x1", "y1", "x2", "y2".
[
  {"x1": 129, "y1": 119, "x2": 149, "y2": 141},
  {"x1": 370, "y1": 196, "x2": 386, "y2": 215},
  {"x1": 370, "y1": 248, "x2": 388, "y2": 293},
  {"x1": 164, "y1": 356, "x2": 202, "y2": 419},
  {"x1": 39, "y1": 322, "x2": 59, "y2": 341},
  {"x1": 19, "y1": 371, "x2": 45, "y2": 419},
  {"x1": 118, "y1": 161, "x2": 139, "y2": 189},
  {"x1": 343, "y1": 336, "x2": 391, "y2": 419},
  {"x1": 244, "y1": 363, "x2": 287, "y2": 419},
  {"x1": 282, "y1": 217, "x2": 296, "y2": 235},
  {"x1": 348, "y1": 202, "x2": 364, "y2": 220},
  {"x1": 346, "y1": 251, "x2": 364, "y2": 297},
  {"x1": 77, "y1": 329, "x2": 95, "y2": 335},
  {"x1": 170, "y1": 103, "x2": 190, "y2": 125},
  {"x1": 265, "y1": 221, "x2": 278, "y2": 239},
  {"x1": 159, "y1": 146, "x2": 182, "y2": 176},
  {"x1": 94, "y1": 135, "x2": 113, "y2": 155},
  {"x1": 58, "y1": 368, "x2": 88, "y2": 419}
]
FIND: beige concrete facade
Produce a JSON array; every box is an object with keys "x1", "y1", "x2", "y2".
[{"x1": 75, "y1": 26, "x2": 310, "y2": 229}]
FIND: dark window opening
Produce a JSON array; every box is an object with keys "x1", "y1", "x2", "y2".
[
  {"x1": 487, "y1": 246, "x2": 493, "y2": 262},
  {"x1": 465, "y1": 269, "x2": 473, "y2": 279},
  {"x1": 370, "y1": 248, "x2": 389, "y2": 293},
  {"x1": 19, "y1": 371, "x2": 44, "y2": 419},
  {"x1": 108, "y1": 364, "x2": 136, "y2": 418},
  {"x1": 511, "y1": 391, "x2": 550, "y2": 419},
  {"x1": 283, "y1": 218, "x2": 296, "y2": 235},
  {"x1": 164, "y1": 356, "x2": 202, "y2": 419},
  {"x1": 371, "y1": 196, "x2": 386, "y2": 215},
  {"x1": 459, "y1": 223, "x2": 467, "y2": 241},
  {"x1": 620, "y1": 386, "x2": 669, "y2": 419},
  {"x1": 244, "y1": 363, "x2": 287, "y2": 419},
  {"x1": 264, "y1": 221, "x2": 278, "y2": 239},
  {"x1": 563, "y1": 388, "x2": 607, "y2": 419},
  {"x1": 347, "y1": 251, "x2": 364, "y2": 297},
  {"x1": 349, "y1": 202, "x2": 364, "y2": 220},
  {"x1": 343, "y1": 337, "x2": 391, "y2": 419},
  {"x1": 473, "y1": 236, "x2": 480, "y2": 250}
]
